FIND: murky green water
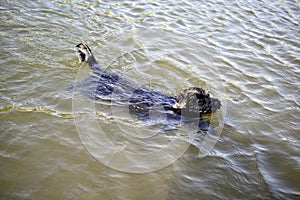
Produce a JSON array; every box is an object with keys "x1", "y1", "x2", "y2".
[{"x1": 1, "y1": 0, "x2": 299, "y2": 199}]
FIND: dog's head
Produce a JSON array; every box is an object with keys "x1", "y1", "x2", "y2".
[{"x1": 173, "y1": 87, "x2": 221, "y2": 114}]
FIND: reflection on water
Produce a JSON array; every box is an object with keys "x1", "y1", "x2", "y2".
[{"x1": 1, "y1": 0, "x2": 299, "y2": 199}]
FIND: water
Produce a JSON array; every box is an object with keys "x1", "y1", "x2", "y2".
[{"x1": 0, "y1": 0, "x2": 299, "y2": 199}]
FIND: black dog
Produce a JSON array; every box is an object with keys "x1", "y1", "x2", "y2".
[{"x1": 75, "y1": 43, "x2": 221, "y2": 129}]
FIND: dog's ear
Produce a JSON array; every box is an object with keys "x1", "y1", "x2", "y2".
[{"x1": 174, "y1": 87, "x2": 221, "y2": 114}]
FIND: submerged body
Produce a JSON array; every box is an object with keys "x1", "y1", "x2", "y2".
[{"x1": 75, "y1": 43, "x2": 221, "y2": 128}]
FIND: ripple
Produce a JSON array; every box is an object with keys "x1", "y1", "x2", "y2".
[{"x1": 0, "y1": 105, "x2": 74, "y2": 118}]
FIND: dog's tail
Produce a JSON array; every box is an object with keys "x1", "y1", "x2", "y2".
[{"x1": 76, "y1": 43, "x2": 98, "y2": 67}]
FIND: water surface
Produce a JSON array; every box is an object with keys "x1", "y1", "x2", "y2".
[{"x1": 1, "y1": 0, "x2": 299, "y2": 199}]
